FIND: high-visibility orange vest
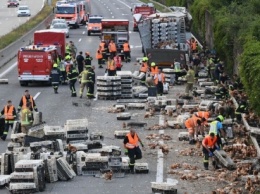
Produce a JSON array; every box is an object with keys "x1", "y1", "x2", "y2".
[
  {"x1": 107, "y1": 60, "x2": 115, "y2": 70},
  {"x1": 202, "y1": 135, "x2": 217, "y2": 148},
  {"x1": 196, "y1": 111, "x2": 210, "y2": 119},
  {"x1": 96, "y1": 49, "x2": 103, "y2": 59},
  {"x1": 109, "y1": 43, "x2": 117, "y2": 52},
  {"x1": 140, "y1": 62, "x2": 148, "y2": 73},
  {"x1": 150, "y1": 66, "x2": 159, "y2": 75},
  {"x1": 185, "y1": 116, "x2": 200, "y2": 129},
  {"x1": 123, "y1": 43, "x2": 130, "y2": 52},
  {"x1": 125, "y1": 133, "x2": 139, "y2": 149},
  {"x1": 66, "y1": 63, "x2": 72, "y2": 73},
  {"x1": 99, "y1": 42, "x2": 105, "y2": 52},
  {"x1": 154, "y1": 73, "x2": 165, "y2": 85},
  {"x1": 114, "y1": 56, "x2": 122, "y2": 68},
  {"x1": 4, "y1": 105, "x2": 14, "y2": 120},
  {"x1": 22, "y1": 95, "x2": 34, "y2": 109},
  {"x1": 191, "y1": 40, "x2": 197, "y2": 50}
]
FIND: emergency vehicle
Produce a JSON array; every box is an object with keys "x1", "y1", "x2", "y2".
[
  {"x1": 17, "y1": 45, "x2": 58, "y2": 86},
  {"x1": 131, "y1": 3, "x2": 156, "y2": 31},
  {"x1": 87, "y1": 15, "x2": 103, "y2": 36},
  {"x1": 55, "y1": 2, "x2": 81, "y2": 28},
  {"x1": 34, "y1": 30, "x2": 66, "y2": 57}
]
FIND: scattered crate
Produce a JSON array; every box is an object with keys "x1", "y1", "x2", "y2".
[
  {"x1": 114, "y1": 130, "x2": 129, "y2": 139},
  {"x1": 151, "y1": 182, "x2": 177, "y2": 194},
  {"x1": 117, "y1": 113, "x2": 131, "y2": 120},
  {"x1": 213, "y1": 150, "x2": 236, "y2": 170},
  {"x1": 127, "y1": 122, "x2": 147, "y2": 127},
  {"x1": 134, "y1": 163, "x2": 149, "y2": 173},
  {"x1": 0, "y1": 79, "x2": 8, "y2": 84}
]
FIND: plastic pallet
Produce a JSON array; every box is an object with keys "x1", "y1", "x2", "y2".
[
  {"x1": 117, "y1": 113, "x2": 131, "y2": 120},
  {"x1": 56, "y1": 157, "x2": 76, "y2": 181}
]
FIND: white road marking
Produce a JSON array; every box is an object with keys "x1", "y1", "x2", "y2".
[
  {"x1": 82, "y1": 31, "x2": 85, "y2": 34},
  {"x1": 0, "y1": 62, "x2": 17, "y2": 78},
  {"x1": 110, "y1": 12, "x2": 113, "y2": 15},
  {"x1": 34, "y1": 92, "x2": 41, "y2": 100},
  {"x1": 156, "y1": 143, "x2": 164, "y2": 183},
  {"x1": 78, "y1": 38, "x2": 82, "y2": 42},
  {"x1": 116, "y1": 0, "x2": 131, "y2": 9}
]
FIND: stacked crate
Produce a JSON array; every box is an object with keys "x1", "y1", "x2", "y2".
[
  {"x1": 162, "y1": 68, "x2": 175, "y2": 85},
  {"x1": 116, "y1": 71, "x2": 133, "y2": 99},
  {"x1": 9, "y1": 160, "x2": 45, "y2": 193},
  {"x1": 65, "y1": 119, "x2": 88, "y2": 143},
  {"x1": 97, "y1": 76, "x2": 121, "y2": 100}
]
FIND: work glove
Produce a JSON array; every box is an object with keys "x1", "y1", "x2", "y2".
[
  {"x1": 209, "y1": 152, "x2": 213, "y2": 157},
  {"x1": 215, "y1": 146, "x2": 220, "y2": 151},
  {"x1": 124, "y1": 149, "x2": 128, "y2": 156},
  {"x1": 140, "y1": 142, "x2": 144, "y2": 148}
]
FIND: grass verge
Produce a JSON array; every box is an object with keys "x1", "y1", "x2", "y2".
[{"x1": 0, "y1": 0, "x2": 57, "y2": 50}]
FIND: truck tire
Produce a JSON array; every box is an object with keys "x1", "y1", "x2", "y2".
[{"x1": 20, "y1": 81, "x2": 28, "y2": 86}]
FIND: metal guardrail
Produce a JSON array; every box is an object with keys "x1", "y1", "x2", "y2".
[{"x1": 0, "y1": 12, "x2": 54, "y2": 73}]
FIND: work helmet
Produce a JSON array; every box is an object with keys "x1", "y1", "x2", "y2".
[
  {"x1": 65, "y1": 55, "x2": 71, "y2": 60},
  {"x1": 85, "y1": 52, "x2": 90, "y2": 55},
  {"x1": 151, "y1": 62, "x2": 156, "y2": 67},
  {"x1": 53, "y1": 63, "x2": 58, "y2": 68},
  {"x1": 217, "y1": 115, "x2": 224, "y2": 122}
]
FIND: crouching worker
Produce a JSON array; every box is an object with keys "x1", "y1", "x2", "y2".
[
  {"x1": 124, "y1": 129, "x2": 144, "y2": 174},
  {"x1": 202, "y1": 132, "x2": 220, "y2": 170},
  {"x1": 185, "y1": 116, "x2": 203, "y2": 145},
  {"x1": 21, "y1": 102, "x2": 33, "y2": 134}
]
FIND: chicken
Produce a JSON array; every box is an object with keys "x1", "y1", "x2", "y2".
[
  {"x1": 67, "y1": 144, "x2": 77, "y2": 152},
  {"x1": 160, "y1": 145, "x2": 169, "y2": 155},
  {"x1": 245, "y1": 177, "x2": 253, "y2": 190},
  {"x1": 170, "y1": 163, "x2": 181, "y2": 169},
  {"x1": 102, "y1": 170, "x2": 113, "y2": 180},
  {"x1": 122, "y1": 122, "x2": 126, "y2": 129}
]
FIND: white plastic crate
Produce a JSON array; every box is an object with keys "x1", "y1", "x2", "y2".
[
  {"x1": 9, "y1": 182, "x2": 36, "y2": 190},
  {"x1": 114, "y1": 130, "x2": 129, "y2": 138},
  {"x1": 85, "y1": 156, "x2": 109, "y2": 163},
  {"x1": 0, "y1": 175, "x2": 11, "y2": 186},
  {"x1": 66, "y1": 119, "x2": 88, "y2": 127},
  {"x1": 199, "y1": 82, "x2": 214, "y2": 87},
  {"x1": 56, "y1": 157, "x2": 76, "y2": 180},
  {"x1": 10, "y1": 172, "x2": 34, "y2": 179},
  {"x1": 15, "y1": 160, "x2": 43, "y2": 169},
  {"x1": 134, "y1": 163, "x2": 149, "y2": 173},
  {"x1": 43, "y1": 126, "x2": 65, "y2": 136}
]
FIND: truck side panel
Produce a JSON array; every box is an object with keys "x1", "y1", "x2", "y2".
[{"x1": 34, "y1": 31, "x2": 66, "y2": 57}]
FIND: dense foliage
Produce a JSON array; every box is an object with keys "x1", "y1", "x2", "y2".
[{"x1": 152, "y1": 0, "x2": 260, "y2": 114}]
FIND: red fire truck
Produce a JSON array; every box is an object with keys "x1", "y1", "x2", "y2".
[
  {"x1": 131, "y1": 3, "x2": 156, "y2": 31},
  {"x1": 17, "y1": 45, "x2": 58, "y2": 86}
]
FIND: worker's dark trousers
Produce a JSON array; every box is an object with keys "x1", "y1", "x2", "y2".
[
  {"x1": 87, "y1": 82, "x2": 95, "y2": 98},
  {"x1": 61, "y1": 71, "x2": 67, "y2": 83},
  {"x1": 140, "y1": 72, "x2": 146, "y2": 85},
  {"x1": 98, "y1": 59, "x2": 103, "y2": 67},
  {"x1": 52, "y1": 83, "x2": 59, "y2": 93},
  {"x1": 157, "y1": 81, "x2": 163, "y2": 96},
  {"x1": 69, "y1": 79, "x2": 77, "y2": 96},
  {"x1": 128, "y1": 146, "x2": 142, "y2": 170},
  {"x1": 110, "y1": 51, "x2": 116, "y2": 58},
  {"x1": 235, "y1": 113, "x2": 242, "y2": 123},
  {"x1": 202, "y1": 147, "x2": 215, "y2": 169},
  {"x1": 1, "y1": 122, "x2": 13, "y2": 140},
  {"x1": 124, "y1": 51, "x2": 131, "y2": 62},
  {"x1": 216, "y1": 134, "x2": 223, "y2": 148},
  {"x1": 108, "y1": 70, "x2": 116, "y2": 76}
]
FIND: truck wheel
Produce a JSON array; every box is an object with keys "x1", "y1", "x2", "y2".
[
  {"x1": 20, "y1": 81, "x2": 28, "y2": 86},
  {"x1": 87, "y1": 31, "x2": 91, "y2": 36}
]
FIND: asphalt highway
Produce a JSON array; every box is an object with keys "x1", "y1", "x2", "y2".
[
  {"x1": 0, "y1": 0, "x2": 162, "y2": 193},
  {"x1": 0, "y1": 0, "x2": 45, "y2": 37}
]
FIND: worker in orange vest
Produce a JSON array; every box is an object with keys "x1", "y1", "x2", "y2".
[
  {"x1": 0, "y1": 100, "x2": 17, "y2": 141},
  {"x1": 108, "y1": 40, "x2": 117, "y2": 58},
  {"x1": 18, "y1": 90, "x2": 38, "y2": 112},
  {"x1": 195, "y1": 110, "x2": 210, "y2": 135},
  {"x1": 99, "y1": 40, "x2": 107, "y2": 60},
  {"x1": 190, "y1": 37, "x2": 198, "y2": 53},
  {"x1": 139, "y1": 57, "x2": 149, "y2": 85},
  {"x1": 185, "y1": 115, "x2": 203, "y2": 145},
  {"x1": 114, "y1": 54, "x2": 122, "y2": 71},
  {"x1": 154, "y1": 68, "x2": 165, "y2": 96},
  {"x1": 202, "y1": 133, "x2": 220, "y2": 170},
  {"x1": 123, "y1": 41, "x2": 131, "y2": 62},
  {"x1": 150, "y1": 62, "x2": 159, "y2": 76},
  {"x1": 96, "y1": 46, "x2": 104, "y2": 68},
  {"x1": 106, "y1": 56, "x2": 116, "y2": 76},
  {"x1": 123, "y1": 129, "x2": 144, "y2": 174}
]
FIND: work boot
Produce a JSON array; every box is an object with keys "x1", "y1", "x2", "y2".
[
  {"x1": 203, "y1": 163, "x2": 209, "y2": 170},
  {"x1": 130, "y1": 169, "x2": 135, "y2": 174}
]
